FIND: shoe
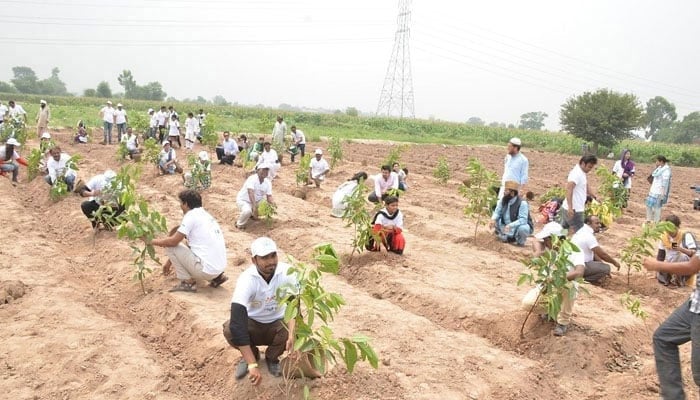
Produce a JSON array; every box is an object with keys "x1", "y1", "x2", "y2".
[
  {"x1": 169, "y1": 281, "x2": 197, "y2": 293},
  {"x1": 209, "y1": 274, "x2": 229, "y2": 288},
  {"x1": 553, "y1": 323, "x2": 568, "y2": 336},
  {"x1": 234, "y1": 359, "x2": 249, "y2": 380},
  {"x1": 266, "y1": 358, "x2": 282, "y2": 377}
]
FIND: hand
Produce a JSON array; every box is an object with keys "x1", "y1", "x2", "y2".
[
  {"x1": 249, "y1": 366, "x2": 262, "y2": 386},
  {"x1": 488, "y1": 220, "x2": 495, "y2": 229},
  {"x1": 504, "y1": 225, "x2": 511, "y2": 233},
  {"x1": 162, "y1": 260, "x2": 172, "y2": 275},
  {"x1": 614, "y1": 261, "x2": 621, "y2": 271},
  {"x1": 286, "y1": 336, "x2": 294, "y2": 353},
  {"x1": 642, "y1": 257, "x2": 657, "y2": 272},
  {"x1": 567, "y1": 208, "x2": 574, "y2": 219}
]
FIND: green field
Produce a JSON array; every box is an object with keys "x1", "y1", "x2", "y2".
[{"x1": 4, "y1": 92, "x2": 700, "y2": 167}]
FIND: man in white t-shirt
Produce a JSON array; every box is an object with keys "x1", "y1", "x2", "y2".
[
  {"x1": 255, "y1": 142, "x2": 280, "y2": 180},
  {"x1": 368, "y1": 165, "x2": 399, "y2": 203},
  {"x1": 308, "y1": 148, "x2": 329, "y2": 188},
  {"x1": 289, "y1": 125, "x2": 305, "y2": 162},
  {"x1": 571, "y1": 215, "x2": 620, "y2": 284},
  {"x1": 558, "y1": 155, "x2": 597, "y2": 234},
  {"x1": 156, "y1": 106, "x2": 168, "y2": 142},
  {"x1": 147, "y1": 189, "x2": 228, "y2": 292},
  {"x1": 148, "y1": 108, "x2": 158, "y2": 139},
  {"x1": 114, "y1": 103, "x2": 128, "y2": 142},
  {"x1": 78, "y1": 169, "x2": 125, "y2": 230},
  {"x1": 44, "y1": 146, "x2": 77, "y2": 192},
  {"x1": 7, "y1": 100, "x2": 27, "y2": 123},
  {"x1": 236, "y1": 163, "x2": 275, "y2": 229},
  {"x1": 223, "y1": 237, "x2": 298, "y2": 383},
  {"x1": 99, "y1": 100, "x2": 116, "y2": 144}
]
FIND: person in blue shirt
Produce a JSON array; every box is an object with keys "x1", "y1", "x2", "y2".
[
  {"x1": 498, "y1": 137, "x2": 529, "y2": 199},
  {"x1": 489, "y1": 180, "x2": 532, "y2": 246}
]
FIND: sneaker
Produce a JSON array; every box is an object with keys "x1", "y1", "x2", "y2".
[
  {"x1": 266, "y1": 358, "x2": 282, "y2": 377},
  {"x1": 553, "y1": 323, "x2": 568, "y2": 336},
  {"x1": 234, "y1": 359, "x2": 249, "y2": 380},
  {"x1": 208, "y1": 274, "x2": 229, "y2": 288},
  {"x1": 169, "y1": 281, "x2": 197, "y2": 293}
]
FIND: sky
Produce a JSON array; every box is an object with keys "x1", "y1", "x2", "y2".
[{"x1": 1, "y1": 0, "x2": 700, "y2": 131}]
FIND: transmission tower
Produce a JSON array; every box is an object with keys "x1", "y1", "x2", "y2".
[{"x1": 376, "y1": 0, "x2": 415, "y2": 118}]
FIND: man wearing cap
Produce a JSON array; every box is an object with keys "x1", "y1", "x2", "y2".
[
  {"x1": 36, "y1": 99, "x2": 50, "y2": 139},
  {"x1": 146, "y1": 189, "x2": 228, "y2": 292},
  {"x1": 45, "y1": 146, "x2": 77, "y2": 192},
  {"x1": 78, "y1": 169, "x2": 125, "y2": 229},
  {"x1": 289, "y1": 125, "x2": 305, "y2": 162},
  {"x1": 215, "y1": 131, "x2": 238, "y2": 165},
  {"x1": 559, "y1": 155, "x2": 598, "y2": 234},
  {"x1": 124, "y1": 127, "x2": 140, "y2": 160},
  {"x1": 571, "y1": 215, "x2": 620, "y2": 285},
  {"x1": 498, "y1": 137, "x2": 529, "y2": 199},
  {"x1": 7, "y1": 100, "x2": 27, "y2": 124},
  {"x1": 159, "y1": 141, "x2": 181, "y2": 175},
  {"x1": 523, "y1": 221, "x2": 585, "y2": 336},
  {"x1": 99, "y1": 101, "x2": 116, "y2": 144},
  {"x1": 0, "y1": 138, "x2": 28, "y2": 185},
  {"x1": 236, "y1": 164, "x2": 275, "y2": 229},
  {"x1": 256, "y1": 142, "x2": 280, "y2": 180},
  {"x1": 114, "y1": 103, "x2": 128, "y2": 142},
  {"x1": 272, "y1": 116, "x2": 286, "y2": 149},
  {"x1": 223, "y1": 236, "x2": 298, "y2": 383},
  {"x1": 308, "y1": 148, "x2": 329, "y2": 188},
  {"x1": 489, "y1": 180, "x2": 532, "y2": 246}
]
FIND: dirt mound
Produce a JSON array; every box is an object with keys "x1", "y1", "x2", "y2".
[{"x1": 0, "y1": 281, "x2": 27, "y2": 304}]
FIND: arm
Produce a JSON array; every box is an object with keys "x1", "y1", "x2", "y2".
[
  {"x1": 565, "y1": 181, "x2": 575, "y2": 216},
  {"x1": 374, "y1": 178, "x2": 382, "y2": 198},
  {"x1": 229, "y1": 303, "x2": 262, "y2": 384},
  {"x1": 644, "y1": 255, "x2": 700, "y2": 276},
  {"x1": 149, "y1": 231, "x2": 185, "y2": 248},
  {"x1": 592, "y1": 246, "x2": 620, "y2": 270},
  {"x1": 247, "y1": 188, "x2": 258, "y2": 218},
  {"x1": 566, "y1": 264, "x2": 585, "y2": 281}
]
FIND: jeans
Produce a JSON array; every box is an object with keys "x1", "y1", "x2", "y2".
[
  {"x1": 116, "y1": 123, "x2": 126, "y2": 141},
  {"x1": 653, "y1": 299, "x2": 700, "y2": 400},
  {"x1": 495, "y1": 221, "x2": 532, "y2": 246},
  {"x1": 45, "y1": 174, "x2": 76, "y2": 192},
  {"x1": 0, "y1": 162, "x2": 18, "y2": 182},
  {"x1": 103, "y1": 121, "x2": 113, "y2": 144}
]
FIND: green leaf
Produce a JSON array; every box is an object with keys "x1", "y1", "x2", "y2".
[{"x1": 342, "y1": 339, "x2": 358, "y2": 373}]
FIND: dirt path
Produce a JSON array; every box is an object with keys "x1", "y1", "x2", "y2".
[{"x1": 1, "y1": 131, "x2": 699, "y2": 399}]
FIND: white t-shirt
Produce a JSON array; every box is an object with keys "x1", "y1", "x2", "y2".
[
  {"x1": 159, "y1": 148, "x2": 176, "y2": 164},
  {"x1": 231, "y1": 262, "x2": 298, "y2": 323},
  {"x1": 0, "y1": 104, "x2": 8, "y2": 120},
  {"x1": 571, "y1": 224, "x2": 598, "y2": 263},
  {"x1": 126, "y1": 134, "x2": 138, "y2": 151},
  {"x1": 8, "y1": 104, "x2": 26, "y2": 118},
  {"x1": 177, "y1": 207, "x2": 227, "y2": 275},
  {"x1": 156, "y1": 111, "x2": 168, "y2": 126},
  {"x1": 47, "y1": 153, "x2": 77, "y2": 182},
  {"x1": 373, "y1": 172, "x2": 399, "y2": 198},
  {"x1": 292, "y1": 129, "x2": 306, "y2": 145},
  {"x1": 85, "y1": 173, "x2": 116, "y2": 203},
  {"x1": 257, "y1": 149, "x2": 279, "y2": 166},
  {"x1": 100, "y1": 106, "x2": 115, "y2": 123},
  {"x1": 236, "y1": 174, "x2": 272, "y2": 204},
  {"x1": 562, "y1": 164, "x2": 587, "y2": 212},
  {"x1": 373, "y1": 208, "x2": 404, "y2": 229},
  {"x1": 168, "y1": 120, "x2": 180, "y2": 137},
  {"x1": 310, "y1": 157, "x2": 329, "y2": 180},
  {"x1": 114, "y1": 109, "x2": 127, "y2": 124},
  {"x1": 331, "y1": 181, "x2": 359, "y2": 217},
  {"x1": 149, "y1": 113, "x2": 158, "y2": 128}
]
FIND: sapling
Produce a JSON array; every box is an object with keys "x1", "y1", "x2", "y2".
[
  {"x1": 295, "y1": 154, "x2": 312, "y2": 186},
  {"x1": 341, "y1": 179, "x2": 379, "y2": 257},
  {"x1": 433, "y1": 156, "x2": 450, "y2": 184},
  {"x1": 141, "y1": 137, "x2": 161, "y2": 175},
  {"x1": 620, "y1": 221, "x2": 674, "y2": 286},
  {"x1": 184, "y1": 154, "x2": 211, "y2": 191},
  {"x1": 279, "y1": 243, "x2": 379, "y2": 397},
  {"x1": 458, "y1": 158, "x2": 498, "y2": 240},
  {"x1": 199, "y1": 113, "x2": 219, "y2": 148},
  {"x1": 517, "y1": 235, "x2": 584, "y2": 337},
  {"x1": 620, "y1": 291, "x2": 649, "y2": 320},
  {"x1": 26, "y1": 148, "x2": 44, "y2": 182},
  {"x1": 116, "y1": 141, "x2": 129, "y2": 162},
  {"x1": 595, "y1": 166, "x2": 628, "y2": 214},
  {"x1": 258, "y1": 199, "x2": 277, "y2": 228},
  {"x1": 383, "y1": 144, "x2": 407, "y2": 167},
  {"x1": 327, "y1": 136, "x2": 343, "y2": 169},
  {"x1": 237, "y1": 149, "x2": 255, "y2": 172},
  {"x1": 49, "y1": 154, "x2": 81, "y2": 201}
]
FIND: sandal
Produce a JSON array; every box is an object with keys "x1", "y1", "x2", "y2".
[
  {"x1": 169, "y1": 282, "x2": 197, "y2": 293},
  {"x1": 209, "y1": 274, "x2": 229, "y2": 288}
]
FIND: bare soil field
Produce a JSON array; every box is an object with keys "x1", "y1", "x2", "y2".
[{"x1": 1, "y1": 130, "x2": 699, "y2": 399}]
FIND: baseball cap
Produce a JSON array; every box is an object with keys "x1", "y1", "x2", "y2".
[
  {"x1": 117, "y1": 103, "x2": 123, "y2": 107},
  {"x1": 534, "y1": 222, "x2": 566, "y2": 240},
  {"x1": 41, "y1": 132, "x2": 51, "y2": 139},
  {"x1": 107, "y1": 100, "x2": 112, "y2": 105},
  {"x1": 40, "y1": 99, "x2": 47, "y2": 105},
  {"x1": 509, "y1": 137, "x2": 522, "y2": 146},
  {"x1": 251, "y1": 237, "x2": 277, "y2": 257},
  {"x1": 198, "y1": 151, "x2": 209, "y2": 161},
  {"x1": 6, "y1": 138, "x2": 20, "y2": 146},
  {"x1": 148, "y1": 108, "x2": 154, "y2": 113},
  {"x1": 103, "y1": 169, "x2": 117, "y2": 180},
  {"x1": 162, "y1": 141, "x2": 171, "y2": 147},
  {"x1": 315, "y1": 148, "x2": 323, "y2": 155}
]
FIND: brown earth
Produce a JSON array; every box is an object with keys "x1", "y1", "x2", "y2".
[{"x1": 1, "y1": 130, "x2": 699, "y2": 399}]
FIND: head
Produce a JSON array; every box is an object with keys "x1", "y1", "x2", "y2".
[
  {"x1": 384, "y1": 195, "x2": 399, "y2": 214},
  {"x1": 350, "y1": 171, "x2": 368, "y2": 182},
  {"x1": 402, "y1": 167, "x2": 409, "y2": 175},
  {"x1": 40, "y1": 100, "x2": 47, "y2": 108},
  {"x1": 664, "y1": 214, "x2": 681, "y2": 236},
  {"x1": 148, "y1": 108, "x2": 154, "y2": 115},
  {"x1": 578, "y1": 155, "x2": 598, "y2": 173},
  {"x1": 4, "y1": 138, "x2": 19, "y2": 160},
  {"x1": 250, "y1": 237, "x2": 279, "y2": 279},
  {"x1": 380, "y1": 165, "x2": 392, "y2": 179},
  {"x1": 117, "y1": 103, "x2": 123, "y2": 109},
  {"x1": 223, "y1": 131, "x2": 231, "y2": 140},
  {"x1": 50, "y1": 146, "x2": 62, "y2": 161},
  {"x1": 198, "y1": 109, "x2": 204, "y2": 114},
  {"x1": 584, "y1": 215, "x2": 603, "y2": 233},
  {"x1": 256, "y1": 164, "x2": 271, "y2": 180},
  {"x1": 187, "y1": 112, "x2": 194, "y2": 118},
  {"x1": 171, "y1": 114, "x2": 177, "y2": 120},
  {"x1": 198, "y1": 150, "x2": 209, "y2": 162},
  {"x1": 314, "y1": 148, "x2": 323, "y2": 160},
  {"x1": 656, "y1": 155, "x2": 668, "y2": 166},
  {"x1": 106, "y1": 100, "x2": 112, "y2": 107},
  {"x1": 41, "y1": 132, "x2": 51, "y2": 141},
  {"x1": 263, "y1": 142, "x2": 271, "y2": 151},
  {"x1": 276, "y1": 116, "x2": 283, "y2": 122},
  {"x1": 178, "y1": 189, "x2": 202, "y2": 212},
  {"x1": 78, "y1": 120, "x2": 84, "y2": 128},
  {"x1": 526, "y1": 191, "x2": 535, "y2": 201},
  {"x1": 127, "y1": 127, "x2": 133, "y2": 135},
  {"x1": 162, "y1": 142, "x2": 171, "y2": 151},
  {"x1": 291, "y1": 125, "x2": 297, "y2": 133},
  {"x1": 168, "y1": 106, "x2": 174, "y2": 111},
  {"x1": 8, "y1": 100, "x2": 15, "y2": 108},
  {"x1": 620, "y1": 149, "x2": 631, "y2": 162},
  {"x1": 508, "y1": 137, "x2": 522, "y2": 155},
  {"x1": 258, "y1": 136, "x2": 264, "y2": 143},
  {"x1": 160, "y1": 106, "x2": 166, "y2": 111},
  {"x1": 392, "y1": 162, "x2": 400, "y2": 172},
  {"x1": 535, "y1": 222, "x2": 566, "y2": 250},
  {"x1": 239, "y1": 134, "x2": 247, "y2": 142}
]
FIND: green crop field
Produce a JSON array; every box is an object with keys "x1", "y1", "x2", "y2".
[{"x1": 4, "y1": 92, "x2": 700, "y2": 167}]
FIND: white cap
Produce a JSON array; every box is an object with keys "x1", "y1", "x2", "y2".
[
  {"x1": 41, "y1": 132, "x2": 51, "y2": 139},
  {"x1": 40, "y1": 99, "x2": 47, "y2": 105},
  {"x1": 251, "y1": 237, "x2": 277, "y2": 257},
  {"x1": 315, "y1": 148, "x2": 323, "y2": 155},
  {"x1": 148, "y1": 108, "x2": 154, "y2": 113},
  {"x1": 162, "y1": 141, "x2": 171, "y2": 147},
  {"x1": 198, "y1": 151, "x2": 209, "y2": 161},
  {"x1": 107, "y1": 100, "x2": 112, "y2": 105},
  {"x1": 6, "y1": 138, "x2": 20, "y2": 146},
  {"x1": 117, "y1": 103, "x2": 123, "y2": 107},
  {"x1": 509, "y1": 137, "x2": 522, "y2": 146},
  {"x1": 534, "y1": 222, "x2": 566, "y2": 240},
  {"x1": 257, "y1": 162, "x2": 273, "y2": 170},
  {"x1": 103, "y1": 169, "x2": 117, "y2": 180}
]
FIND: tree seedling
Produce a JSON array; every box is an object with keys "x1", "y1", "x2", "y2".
[
  {"x1": 458, "y1": 158, "x2": 498, "y2": 240},
  {"x1": 620, "y1": 221, "x2": 674, "y2": 286},
  {"x1": 328, "y1": 137, "x2": 343, "y2": 169},
  {"x1": 433, "y1": 156, "x2": 450, "y2": 184}
]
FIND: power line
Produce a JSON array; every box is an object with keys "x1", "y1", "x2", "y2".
[
  {"x1": 0, "y1": 36, "x2": 391, "y2": 47},
  {"x1": 0, "y1": 0, "x2": 393, "y2": 11}
]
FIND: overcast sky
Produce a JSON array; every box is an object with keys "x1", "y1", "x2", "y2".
[{"x1": 1, "y1": 0, "x2": 699, "y2": 130}]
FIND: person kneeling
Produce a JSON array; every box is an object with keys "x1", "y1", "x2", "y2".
[
  {"x1": 366, "y1": 196, "x2": 406, "y2": 255},
  {"x1": 489, "y1": 180, "x2": 532, "y2": 246}
]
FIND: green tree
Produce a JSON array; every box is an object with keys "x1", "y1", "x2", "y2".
[
  {"x1": 96, "y1": 81, "x2": 112, "y2": 98},
  {"x1": 37, "y1": 67, "x2": 68, "y2": 96},
  {"x1": 212, "y1": 95, "x2": 228, "y2": 106},
  {"x1": 83, "y1": 88, "x2": 97, "y2": 97},
  {"x1": 518, "y1": 111, "x2": 548, "y2": 130},
  {"x1": 137, "y1": 82, "x2": 167, "y2": 101},
  {"x1": 644, "y1": 96, "x2": 677, "y2": 140},
  {"x1": 654, "y1": 112, "x2": 700, "y2": 144},
  {"x1": 466, "y1": 116, "x2": 485, "y2": 126},
  {"x1": 0, "y1": 81, "x2": 17, "y2": 93},
  {"x1": 560, "y1": 89, "x2": 643, "y2": 154},
  {"x1": 346, "y1": 107, "x2": 359, "y2": 117},
  {"x1": 11, "y1": 66, "x2": 39, "y2": 94},
  {"x1": 118, "y1": 70, "x2": 137, "y2": 98}
]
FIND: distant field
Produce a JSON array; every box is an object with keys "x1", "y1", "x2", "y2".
[{"x1": 3, "y1": 92, "x2": 700, "y2": 167}]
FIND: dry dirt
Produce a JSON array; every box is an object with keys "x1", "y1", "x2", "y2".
[{"x1": 2, "y1": 130, "x2": 700, "y2": 399}]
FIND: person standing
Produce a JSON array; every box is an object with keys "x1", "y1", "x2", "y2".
[
  {"x1": 643, "y1": 254, "x2": 700, "y2": 399},
  {"x1": 290, "y1": 125, "x2": 305, "y2": 162},
  {"x1": 156, "y1": 106, "x2": 168, "y2": 142},
  {"x1": 168, "y1": 114, "x2": 181, "y2": 148},
  {"x1": 236, "y1": 164, "x2": 275, "y2": 229},
  {"x1": 646, "y1": 155, "x2": 672, "y2": 223},
  {"x1": 184, "y1": 112, "x2": 198, "y2": 151},
  {"x1": 612, "y1": 149, "x2": 635, "y2": 204},
  {"x1": 35, "y1": 99, "x2": 50, "y2": 139},
  {"x1": 114, "y1": 103, "x2": 128, "y2": 142},
  {"x1": 196, "y1": 109, "x2": 206, "y2": 142},
  {"x1": 0, "y1": 100, "x2": 8, "y2": 125},
  {"x1": 308, "y1": 148, "x2": 329, "y2": 188},
  {"x1": 498, "y1": 137, "x2": 529, "y2": 199},
  {"x1": 223, "y1": 236, "x2": 297, "y2": 383},
  {"x1": 272, "y1": 116, "x2": 286, "y2": 149},
  {"x1": 99, "y1": 100, "x2": 116, "y2": 144},
  {"x1": 148, "y1": 108, "x2": 158, "y2": 139},
  {"x1": 558, "y1": 155, "x2": 598, "y2": 234},
  {"x1": 146, "y1": 189, "x2": 228, "y2": 292}
]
